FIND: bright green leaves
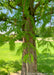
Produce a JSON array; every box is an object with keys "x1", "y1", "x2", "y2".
[
  {"x1": 36, "y1": 38, "x2": 54, "y2": 55},
  {"x1": 0, "y1": 34, "x2": 9, "y2": 46},
  {"x1": 0, "y1": 21, "x2": 9, "y2": 32},
  {"x1": 22, "y1": 0, "x2": 30, "y2": 17},
  {"x1": 40, "y1": 26, "x2": 53, "y2": 37},
  {"x1": 2, "y1": 23, "x2": 7, "y2": 31},
  {"x1": 0, "y1": 35, "x2": 5, "y2": 46},
  {"x1": 22, "y1": 0, "x2": 29, "y2": 8},
  {"x1": 35, "y1": 26, "x2": 54, "y2": 37},
  {"x1": 40, "y1": 0, "x2": 49, "y2": 5},
  {"x1": 0, "y1": 0, "x2": 54, "y2": 66},
  {"x1": 0, "y1": 12, "x2": 8, "y2": 20},
  {"x1": 35, "y1": 0, "x2": 53, "y2": 31},
  {"x1": 15, "y1": 0, "x2": 22, "y2": 6},
  {"x1": 30, "y1": 54, "x2": 34, "y2": 63},
  {"x1": 49, "y1": 41, "x2": 54, "y2": 49},
  {"x1": 9, "y1": 38, "x2": 15, "y2": 51},
  {"x1": 23, "y1": 53, "x2": 34, "y2": 63},
  {"x1": 23, "y1": 54, "x2": 30, "y2": 63},
  {"x1": 16, "y1": 43, "x2": 23, "y2": 56},
  {"x1": 10, "y1": 1, "x2": 16, "y2": 7}
]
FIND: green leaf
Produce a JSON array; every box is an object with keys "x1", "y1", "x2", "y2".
[
  {"x1": 49, "y1": 42, "x2": 54, "y2": 48},
  {"x1": 9, "y1": 38, "x2": 15, "y2": 51}
]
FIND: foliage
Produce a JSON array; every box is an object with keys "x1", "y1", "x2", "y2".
[
  {"x1": 36, "y1": 38, "x2": 54, "y2": 55},
  {"x1": 0, "y1": 0, "x2": 54, "y2": 64},
  {"x1": 36, "y1": 27, "x2": 54, "y2": 37}
]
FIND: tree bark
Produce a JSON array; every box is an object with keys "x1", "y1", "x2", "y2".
[
  {"x1": 21, "y1": 17, "x2": 37, "y2": 75},
  {"x1": 21, "y1": 0, "x2": 37, "y2": 75}
]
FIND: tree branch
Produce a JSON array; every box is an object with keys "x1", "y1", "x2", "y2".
[
  {"x1": 34, "y1": 1, "x2": 40, "y2": 11},
  {"x1": 0, "y1": 16, "x2": 14, "y2": 24},
  {"x1": 0, "y1": 17, "x2": 8, "y2": 21},
  {"x1": 35, "y1": 11, "x2": 54, "y2": 22},
  {"x1": 0, "y1": 17, "x2": 22, "y2": 25},
  {"x1": 0, "y1": 20, "x2": 13, "y2": 24},
  {"x1": 8, "y1": 0, "x2": 18, "y2": 10},
  {"x1": 34, "y1": 0, "x2": 52, "y2": 12}
]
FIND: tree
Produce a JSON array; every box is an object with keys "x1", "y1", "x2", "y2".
[{"x1": 0, "y1": 0, "x2": 54, "y2": 75}]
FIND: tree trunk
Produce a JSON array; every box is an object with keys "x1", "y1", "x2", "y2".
[
  {"x1": 21, "y1": 37, "x2": 27, "y2": 75},
  {"x1": 21, "y1": 16, "x2": 37, "y2": 75},
  {"x1": 21, "y1": 0, "x2": 37, "y2": 75}
]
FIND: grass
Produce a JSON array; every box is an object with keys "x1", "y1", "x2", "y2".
[
  {"x1": 0, "y1": 42, "x2": 22, "y2": 61},
  {"x1": 37, "y1": 40, "x2": 54, "y2": 74},
  {"x1": 0, "y1": 42, "x2": 22, "y2": 75},
  {"x1": 0, "y1": 40, "x2": 54, "y2": 75},
  {"x1": 37, "y1": 54, "x2": 54, "y2": 74}
]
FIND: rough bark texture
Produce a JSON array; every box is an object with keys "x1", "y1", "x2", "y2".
[
  {"x1": 21, "y1": 18, "x2": 37, "y2": 75},
  {"x1": 21, "y1": 0, "x2": 37, "y2": 75},
  {"x1": 21, "y1": 37, "x2": 27, "y2": 75}
]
